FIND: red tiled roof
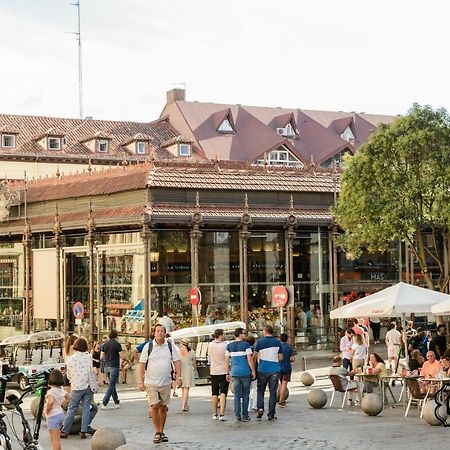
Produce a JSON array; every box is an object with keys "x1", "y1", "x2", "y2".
[{"x1": 0, "y1": 113, "x2": 181, "y2": 163}]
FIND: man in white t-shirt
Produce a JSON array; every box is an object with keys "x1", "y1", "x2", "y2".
[
  {"x1": 138, "y1": 324, "x2": 181, "y2": 444},
  {"x1": 385, "y1": 321, "x2": 401, "y2": 371},
  {"x1": 208, "y1": 328, "x2": 229, "y2": 421}
]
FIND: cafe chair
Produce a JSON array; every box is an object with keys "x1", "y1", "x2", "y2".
[
  {"x1": 329, "y1": 374, "x2": 358, "y2": 409},
  {"x1": 404, "y1": 377, "x2": 433, "y2": 417}
]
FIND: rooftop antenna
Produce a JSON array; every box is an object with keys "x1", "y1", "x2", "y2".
[{"x1": 69, "y1": 1, "x2": 83, "y2": 119}]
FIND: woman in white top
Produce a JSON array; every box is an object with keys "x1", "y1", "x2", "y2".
[
  {"x1": 351, "y1": 334, "x2": 367, "y2": 370},
  {"x1": 179, "y1": 338, "x2": 197, "y2": 412}
]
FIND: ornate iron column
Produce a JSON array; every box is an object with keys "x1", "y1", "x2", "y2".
[
  {"x1": 86, "y1": 200, "x2": 95, "y2": 342},
  {"x1": 239, "y1": 194, "x2": 251, "y2": 327},
  {"x1": 285, "y1": 195, "x2": 297, "y2": 342},
  {"x1": 141, "y1": 210, "x2": 151, "y2": 340},
  {"x1": 22, "y1": 220, "x2": 32, "y2": 334},
  {"x1": 52, "y1": 205, "x2": 62, "y2": 331},
  {"x1": 190, "y1": 192, "x2": 203, "y2": 326}
]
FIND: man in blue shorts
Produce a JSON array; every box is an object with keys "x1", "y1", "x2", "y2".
[
  {"x1": 225, "y1": 327, "x2": 256, "y2": 422},
  {"x1": 254, "y1": 325, "x2": 283, "y2": 421}
]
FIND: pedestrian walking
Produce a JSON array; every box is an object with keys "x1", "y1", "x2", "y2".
[
  {"x1": 254, "y1": 325, "x2": 283, "y2": 421},
  {"x1": 45, "y1": 369, "x2": 71, "y2": 450},
  {"x1": 101, "y1": 329, "x2": 131, "y2": 409},
  {"x1": 137, "y1": 324, "x2": 181, "y2": 444},
  {"x1": 369, "y1": 317, "x2": 381, "y2": 344},
  {"x1": 179, "y1": 338, "x2": 197, "y2": 411},
  {"x1": 208, "y1": 328, "x2": 229, "y2": 421},
  {"x1": 225, "y1": 327, "x2": 256, "y2": 422},
  {"x1": 91, "y1": 341, "x2": 101, "y2": 376},
  {"x1": 278, "y1": 333, "x2": 295, "y2": 407},
  {"x1": 246, "y1": 335, "x2": 258, "y2": 411},
  {"x1": 385, "y1": 321, "x2": 401, "y2": 371},
  {"x1": 340, "y1": 328, "x2": 354, "y2": 371},
  {"x1": 60, "y1": 337, "x2": 95, "y2": 439}
]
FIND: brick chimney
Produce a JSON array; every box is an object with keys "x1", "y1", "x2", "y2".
[{"x1": 166, "y1": 88, "x2": 185, "y2": 104}]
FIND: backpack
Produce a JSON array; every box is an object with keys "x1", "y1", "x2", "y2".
[{"x1": 144, "y1": 341, "x2": 175, "y2": 379}]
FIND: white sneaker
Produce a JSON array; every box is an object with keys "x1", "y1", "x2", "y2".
[
  {"x1": 114, "y1": 403, "x2": 120, "y2": 409},
  {"x1": 101, "y1": 404, "x2": 112, "y2": 410},
  {"x1": 219, "y1": 415, "x2": 227, "y2": 421},
  {"x1": 212, "y1": 414, "x2": 219, "y2": 420}
]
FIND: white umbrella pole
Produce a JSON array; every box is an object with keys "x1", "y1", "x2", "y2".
[{"x1": 402, "y1": 313, "x2": 409, "y2": 370}]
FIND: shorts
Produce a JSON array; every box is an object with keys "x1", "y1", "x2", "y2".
[
  {"x1": 146, "y1": 384, "x2": 171, "y2": 407},
  {"x1": 279, "y1": 371, "x2": 291, "y2": 382},
  {"x1": 47, "y1": 412, "x2": 64, "y2": 430},
  {"x1": 388, "y1": 345, "x2": 399, "y2": 358},
  {"x1": 210, "y1": 374, "x2": 229, "y2": 396}
]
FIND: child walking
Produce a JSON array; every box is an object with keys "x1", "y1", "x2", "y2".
[{"x1": 45, "y1": 369, "x2": 71, "y2": 450}]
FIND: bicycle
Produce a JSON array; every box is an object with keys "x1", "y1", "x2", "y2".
[{"x1": 0, "y1": 370, "x2": 50, "y2": 450}]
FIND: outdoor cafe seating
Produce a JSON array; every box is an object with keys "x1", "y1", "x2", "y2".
[{"x1": 329, "y1": 374, "x2": 358, "y2": 409}]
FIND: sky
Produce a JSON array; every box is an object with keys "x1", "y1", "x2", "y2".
[{"x1": 1, "y1": 0, "x2": 449, "y2": 122}]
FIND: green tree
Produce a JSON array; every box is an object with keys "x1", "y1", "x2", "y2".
[{"x1": 334, "y1": 104, "x2": 450, "y2": 291}]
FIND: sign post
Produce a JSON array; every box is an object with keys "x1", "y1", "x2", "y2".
[
  {"x1": 272, "y1": 286, "x2": 289, "y2": 333},
  {"x1": 73, "y1": 301, "x2": 85, "y2": 337}
]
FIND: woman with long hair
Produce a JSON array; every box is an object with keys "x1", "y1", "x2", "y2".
[
  {"x1": 351, "y1": 333, "x2": 367, "y2": 370},
  {"x1": 63, "y1": 334, "x2": 78, "y2": 392},
  {"x1": 364, "y1": 353, "x2": 388, "y2": 393},
  {"x1": 179, "y1": 338, "x2": 197, "y2": 411}
]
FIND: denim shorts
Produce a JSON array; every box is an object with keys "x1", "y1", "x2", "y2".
[{"x1": 47, "y1": 412, "x2": 64, "y2": 430}]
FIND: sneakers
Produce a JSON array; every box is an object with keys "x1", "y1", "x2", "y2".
[
  {"x1": 256, "y1": 409, "x2": 264, "y2": 419},
  {"x1": 347, "y1": 399, "x2": 354, "y2": 406},
  {"x1": 236, "y1": 416, "x2": 242, "y2": 422},
  {"x1": 242, "y1": 416, "x2": 251, "y2": 422},
  {"x1": 268, "y1": 416, "x2": 278, "y2": 421},
  {"x1": 114, "y1": 403, "x2": 120, "y2": 409},
  {"x1": 219, "y1": 415, "x2": 227, "y2": 421},
  {"x1": 101, "y1": 404, "x2": 112, "y2": 410},
  {"x1": 212, "y1": 414, "x2": 219, "y2": 420}
]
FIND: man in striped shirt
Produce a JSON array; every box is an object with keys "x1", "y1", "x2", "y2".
[
  {"x1": 254, "y1": 325, "x2": 283, "y2": 421},
  {"x1": 225, "y1": 327, "x2": 256, "y2": 422}
]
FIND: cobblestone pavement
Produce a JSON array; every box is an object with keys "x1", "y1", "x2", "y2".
[{"x1": 12, "y1": 368, "x2": 448, "y2": 450}]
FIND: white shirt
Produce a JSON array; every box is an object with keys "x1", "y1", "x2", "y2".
[
  {"x1": 46, "y1": 387, "x2": 67, "y2": 417},
  {"x1": 66, "y1": 351, "x2": 93, "y2": 391},
  {"x1": 340, "y1": 336, "x2": 353, "y2": 360},
  {"x1": 385, "y1": 329, "x2": 401, "y2": 346},
  {"x1": 352, "y1": 342, "x2": 367, "y2": 360},
  {"x1": 139, "y1": 339, "x2": 180, "y2": 386},
  {"x1": 208, "y1": 339, "x2": 228, "y2": 375}
]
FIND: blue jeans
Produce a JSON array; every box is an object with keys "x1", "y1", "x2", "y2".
[
  {"x1": 62, "y1": 387, "x2": 93, "y2": 434},
  {"x1": 257, "y1": 371, "x2": 279, "y2": 418},
  {"x1": 232, "y1": 375, "x2": 251, "y2": 419},
  {"x1": 102, "y1": 366, "x2": 120, "y2": 406}
]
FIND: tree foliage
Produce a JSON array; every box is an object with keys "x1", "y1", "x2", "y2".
[{"x1": 334, "y1": 104, "x2": 450, "y2": 291}]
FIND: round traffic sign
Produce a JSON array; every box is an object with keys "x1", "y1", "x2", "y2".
[
  {"x1": 189, "y1": 288, "x2": 201, "y2": 306},
  {"x1": 73, "y1": 301, "x2": 85, "y2": 319},
  {"x1": 272, "y1": 286, "x2": 289, "y2": 308}
]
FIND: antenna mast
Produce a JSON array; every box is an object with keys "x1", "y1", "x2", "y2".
[{"x1": 71, "y1": 1, "x2": 83, "y2": 119}]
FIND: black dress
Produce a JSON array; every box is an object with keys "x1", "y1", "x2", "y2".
[{"x1": 92, "y1": 350, "x2": 101, "y2": 369}]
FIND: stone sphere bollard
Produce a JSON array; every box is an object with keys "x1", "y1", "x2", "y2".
[
  {"x1": 361, "y1": 393, "x2": 383, "y2": 416},
  {"x1": 30, "y1": 397, "x2": 41, "y2": 418},
  {"x1": 300, "y1": 372, "x2": 315, "y2": 386},
  {"x1": 116, "y1": 445, "x2": 140, "y2": 450},
  {"x1": 307, "y1": 388, "x2": 327, "y2": 409},
  {"x1": 422, "y1": 400, "x2": 448, "y2": 426},
  {"x1": 91, "y1": 427, "x2": 126, "y2": 450}
]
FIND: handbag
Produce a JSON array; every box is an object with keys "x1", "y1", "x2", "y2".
[{"x1": 89, "y1": 371, "x2": 99, "y2": 393}]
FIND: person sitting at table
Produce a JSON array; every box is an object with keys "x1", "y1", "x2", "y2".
[
  {"x1": 440, "y1": 355, "x2": 450, "y2": 376},
  {"x1": 409, "y1": 349, "x2": 424, "y2": 374},
  {"x1": 419, "y1": 350, "x2": 441, "y2": 394},
  {"x1": 329, "y1": 356, "x2": 357, "y2": 405},
  {"x1": 363, "y1": 353, "x2": 388, "y2": 394}
]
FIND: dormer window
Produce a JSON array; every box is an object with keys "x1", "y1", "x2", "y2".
[
  {"x1": 340, "y1": 126, "x2": 355, "y2": 141},
  {"x1": 218, "y1": 118, "x2": 234, "y2": 133},
  {"x1": 136, "y1": 141, "x2": 146, "y2": 155},
  {"x1": 47, "y1": 137, "x2": 61, "y2": 150},
  {"x1": 1, "y1": 134, "x2": 16, "y2": 148},
  {"x1": 98, "y1": 139, "x2": 109, "y2": 153},
  {"x1": 277, "y1": 122, "x2": 296, "y2": 137},
  {"x1": 179, "y1": 143, "x2": 191, "y2": 157}
]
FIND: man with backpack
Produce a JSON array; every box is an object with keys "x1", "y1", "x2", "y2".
[{"x1": 138, "y1": 324, "x2": 181, "y2": 444}]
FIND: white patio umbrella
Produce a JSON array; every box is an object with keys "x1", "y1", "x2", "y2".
[
  {"x1": 330, "y1": 282, "x2": 450, "y2": 366},
  {"x1": 431, "y1": 297, "x2": 450, "y2": 315}
]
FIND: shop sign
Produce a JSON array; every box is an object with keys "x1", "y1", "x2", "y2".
[
  {"x1": 272, "y1": 285, "x2": 289, "y2": 308},
  {"x1": 189, "y1": 288, "x2": 201, "y2": 306}
]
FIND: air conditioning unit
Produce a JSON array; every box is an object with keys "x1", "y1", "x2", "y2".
[
  {"x1": 284, "y1": 130, "x2": 295, "y2": 137},
  {"x1": 276, "y1": 127, "x2": 286, "y2": 136}
]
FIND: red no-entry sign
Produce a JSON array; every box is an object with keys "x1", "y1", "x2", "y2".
[
  {"x1": 189, "y1": 288, "x2": 201, "y2": 306},
  {"x1": 272, "y1": 286, "x2": 289, "y2": 308}
]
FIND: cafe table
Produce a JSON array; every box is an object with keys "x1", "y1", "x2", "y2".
[{"x1": 354, "y1": 372, "x2": 400, "y2": 407}]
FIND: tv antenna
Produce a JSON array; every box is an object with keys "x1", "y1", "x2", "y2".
[{"x1": 68, "y1": 1, "x2": 83, "y2": 119}]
